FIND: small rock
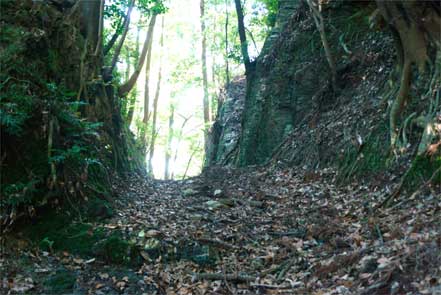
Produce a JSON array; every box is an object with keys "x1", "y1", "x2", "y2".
[
  {"x1": 213, "y1": 189, "x2": 223, "y2": 197},
  {"x1": 145, "y1": 229, "x2": 162, "y2": 238},
  {"x1": 336, "y1": 285, "x2": 350, "y2": 294},
  {"x1": 144, "y1": 238, "x2": 161, "y2": 250},
  {"x1": 205, "y1": 200, "x2": 226, "y2": 210}
]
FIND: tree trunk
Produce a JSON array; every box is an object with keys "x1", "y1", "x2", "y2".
[
  {"x1": 143, "y1": 16, "x2": 156, "y2": 125},
  {"x1": 118, "y1": 15, "x2": 157, "y2": 97},
  {"x1": 164, "y1": 104, "x2": 175, "y2": 180},
  {"x1": 79, "y1": 0, "x2": 101, "y2": 51},
  {"x1": 200, "y1": 0, "x2": 211, "y2": 127},
  {"x1": 110, "y1": 0, "x2": 135, "y2": 73},
  {"x1": 225, "y1": 0, "x2": 230, "y2": 86},
  {"x1": 126, "y1": 25, "x2": 141, "y2": 125},
  {"x1": 246, "y1": 27, "x2": 259, "y2": 56},
  {"x1": 375, "y1": 0, "x2": 440, "y2": 147},
  {"x1": 306, "y1": 0, "x2": 337, "y2": 91},
  {"x1": 148, "y1": 16, "x2": 165, "y2": 173},
  {"x1": 234, "y1": 0, "x2": 251, "y2": 74},
  {"x1": 125, "y1": 50, "x2": 131, "y2": 81}
]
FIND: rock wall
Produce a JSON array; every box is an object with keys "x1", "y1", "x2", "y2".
[
  {"x1": 208, "y1": 0, "x2": 440, "y2": 186},
  {"x1": 206, "y1": 76, "x2": 246, "y2": 166},
  {"x1": 237, "y1": 0, "x2": 394, "y2": 166}
]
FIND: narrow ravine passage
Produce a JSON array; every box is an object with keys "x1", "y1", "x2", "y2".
[
  {"x1": 2, "y1": 1, "x2": 440, "y2": 294},
  {"x1": 3, "y1": 166, "x2": 439, "y2": 294}
]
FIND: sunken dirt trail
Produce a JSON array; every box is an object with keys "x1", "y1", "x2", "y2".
[{"x1": 4, "y1": 166, "x2": 440, "y2": 294}]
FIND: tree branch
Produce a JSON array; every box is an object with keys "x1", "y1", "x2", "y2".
[{"x1": 118, "y1": 14, "x2": 157, "y2": 97}]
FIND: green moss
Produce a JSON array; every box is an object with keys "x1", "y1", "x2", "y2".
[
  {"x1": 338, "y1": 122, "x2": 389, "y2": 182},
  {"x1": 96, "y1": 232, "x2": 138, "y2": 265},
  {"x1": 403, "y1": 155, "x2": 441, "y2": 190},
  {"x1": 25, "y1": 211, "x2": 107, "y2": 256},
  {"x1": 44, "y1": 268, "x2": 76, "y2": 294}
]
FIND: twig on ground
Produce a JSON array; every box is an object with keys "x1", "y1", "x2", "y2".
[
  {"x1": 196, "y1": 238, "x2": 238, "y2": 250},
  {"x1": 192, "y1": 272, "x2": 255, "y2": 283}
]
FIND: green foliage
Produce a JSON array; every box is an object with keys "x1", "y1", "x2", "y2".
[
  {"x1": 257, "y1": 0, "x2": 278, "y2": 27},
  {"x1": 1, "y1": 81, "x2": 103, "y2": 209},
  {"x1": 104, "y1": 0, "x2": 167, "y2": 31},
  {"x1": 0, "y1": 8, "x2": 108, "y2": 214},
  {"x1": 250, "y1": 0, "x2": 278, "y2": 33}
]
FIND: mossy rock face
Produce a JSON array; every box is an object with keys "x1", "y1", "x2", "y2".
[
  {"x1": 25, "y1": 211, "x2": 106, "y2": 257},
  {"x1": 32, "y1": 222, "x2": 105, "y2": 257},
  {"x1": 44, "y1": 268, "x2": 76, "y2": 294}
]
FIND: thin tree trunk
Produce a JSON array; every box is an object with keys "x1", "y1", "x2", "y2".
[
  {"x1": 148, "y1": 16, "x2": 165, "y2": 173},
  {"x1": 118, "y1": 15, "x2": 157, "y2": 97},
  {"x1": 125, "y1": 50, "x2": 131, "y2": 81},
  {"x1": 246, "y1": 27, "x2": 259, "y2": 56},
  {"x1": 200, "y1": 0, "x2": 211, "y2": 127},
  {"x1": 234, "y1": 0, "x2": 251, "y2": 74},
  {"x1": 123, "y1": 48, "x2": 131, "y2": 119},
  {"x1": 104, "y1": 7, "x2": 130, "y2": 56},
  {"x1": 164, "y1": 104, "x2": 175, "y2": 180},
  {"x1": 170, "y1": 114, "x2": 191, "y2": 179},
  {"x1": 182, "y1": 147, "x2": 198, "y2": 180},
  {"x1": 143, "y1": 15, "x2": 157, "y2": 125},
  {"x1": 126, "y1": 25, "x2": 141, "y2": 125},
  {"x1": 94, "y1": 0, "x2": 105, "y2": 56},
  {"x1": 110, "y1": 0, "x2": 135, "y2": 73},
  {"x1": 306, "y1": 0, "x2": 337, "y2": 91},
  {"x1": 225, "y1": 0, "x2": 230, "y2": 86},
  {"x1": 211, "y1": 13, "x2": 218, "y2": 121}
]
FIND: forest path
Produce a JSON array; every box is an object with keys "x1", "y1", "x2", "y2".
[{"x1": 3, "y1": 166, "x2": 439, "y2": 294}]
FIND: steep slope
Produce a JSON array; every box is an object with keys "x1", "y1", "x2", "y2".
[
  {"x1": 237, "y1": 0, "x2": 394, "y2": 166},
  {"x1": 209, "y1": 0, "x2": 440, "y2": 190},
  {"x1": 0, "y1": 0, "x2": 143, "y2": 228}
]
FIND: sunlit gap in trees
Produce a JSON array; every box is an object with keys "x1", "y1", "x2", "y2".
[{"x1": 112, "y1": 0, "x2": 270, "y2": 179}]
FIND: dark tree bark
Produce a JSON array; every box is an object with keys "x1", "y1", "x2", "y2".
[
  {"x1": 234, "y1": 0, "x2": 251, "y2": 74},
  {"x1": 93, "y1": 0, "x2": 104, "y2": 56},
  {"x1": 79, "y1": 0, "x2": 101, "y2": 51}
]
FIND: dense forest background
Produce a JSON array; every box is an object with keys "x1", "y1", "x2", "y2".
[{"x1": 1, "y1": 0, "x2": 440, "y2": 294}]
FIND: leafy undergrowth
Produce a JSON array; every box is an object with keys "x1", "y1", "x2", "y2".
[{"x1": 1, "y1": 166, "x2": 440, "y2": 294}]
